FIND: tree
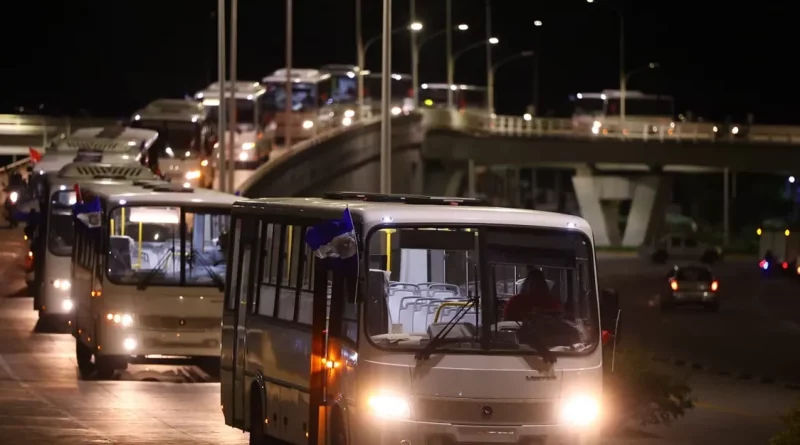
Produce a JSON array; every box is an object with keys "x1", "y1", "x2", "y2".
[{"x1": 770, "y1": 401, "x2": 800, "y2": 445}]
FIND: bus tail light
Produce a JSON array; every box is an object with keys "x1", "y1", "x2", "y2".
[
  {"x1": 710, "y1": 280, "x2": 719, "y2": 292},
  {"x1": 669, "y1": 280, "x2": 678, "y2": 291}
]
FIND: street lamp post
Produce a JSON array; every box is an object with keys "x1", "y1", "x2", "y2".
[
  {"x1": 379, "y1": 0, "x2": 392, "y2": 194},
  {"x1": 532, "y1": 20, "x2": 542, "y2": 116},
  {"x1": 488, "y1": 51, "x2": 534, "y2": 114},
  {"x1": 216, "y1": 0, "x2": 227, "y2": 192},
  {"x1": 587, "y1": 0, "x2": 624, "y2": 123},
  {"x1": 410, "y1": 0, "x2": 418, "y2": 107},
  {"x1": 227, "y1": 0, "x2": 238, "y2": 193},
  {"x1": 446, "y1": 0, "x2": 452, "y2": 107},
  {"x1": 449, "y1": 38, "x2": 499, "y2": 108},
  {"x1": 359, "y1": 22, "x2": 422, "y2": 112},
  {"x1": 356, "y1": 0, "x2": 364, "y2": 114},
  {"x1": 621, "y1": 62, "x2": 659, "y2": 125},
  {"x1": 413, "y1": 24, "x2": 468, "y2": 107}
]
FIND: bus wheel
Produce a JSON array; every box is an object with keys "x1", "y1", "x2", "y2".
[
  {"x1": 95, "y1": 355, "x2": 127, "y2": 380},
  {"x1": 249, "y1": 391, "x2": 268, "y2": 445},
  {"x1": 75, "y1": 339, "x2": 94, "y2": 378}
]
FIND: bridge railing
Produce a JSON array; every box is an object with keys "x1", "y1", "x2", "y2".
[{"x1": 419, "y1": 108, "x2": 800, "y2": 144}]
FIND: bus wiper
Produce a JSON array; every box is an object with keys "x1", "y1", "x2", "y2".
[
  {"x1": 136, "y1": 247, "x2": 174, "y2": 290},
  {"x1": 190, "y1": 248, "x2": 225, "y2": 291},
  {"x1": 415, "y1": 297, "x2": 478, "y2": 361}
]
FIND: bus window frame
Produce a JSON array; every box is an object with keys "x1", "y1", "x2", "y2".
[{"x1": 362, "y1": 222, "x2": 601, "y2": 358}]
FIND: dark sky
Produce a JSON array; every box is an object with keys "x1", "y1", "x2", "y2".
[{"x1": 3, "y1": 1, "x2": 796, "y2": 123}]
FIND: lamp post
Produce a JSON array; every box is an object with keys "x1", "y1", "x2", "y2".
[
  {"x1": 488, "y1": 51, "x2": 534, "y2": 114},
  {"x1": 621, "y1": 62, "x2": 659, "y2": 123},
  {"x1": 284, "y1": 0, "x2": 293, "y2": 150},
  {"x1": 413, "y1": 24, "x2": 468, "y2": 107},
  {"x1": 379, "y1": 0, "x2": 392, "y2": 194},
  {"x1": 226, "y1": 0, "x2": 238, "y2": 193},
  {"x1": 358, "y1": 22, "x2": 423, "y2": 110},
  {"x1": 587, "y1": 0, "x2": 624, "y2": 122},
  {"x1": 532, "y1": 19, "x2": 542, "y2": 116},
  {"x1": 216, "y1": 0, "x2": 226, "y2": 192},
  {"x1": 448, "y1": 38, "x2": 499, "y2": 107},
  {"x1": 356, "y1": 0, "x2": 364, "y2": 115}
]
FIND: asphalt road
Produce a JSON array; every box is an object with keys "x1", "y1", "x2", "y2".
[{"x1": 0, "y1": 229, "x2": 797, "y2": 444}]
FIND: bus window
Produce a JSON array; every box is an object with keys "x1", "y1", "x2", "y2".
[
  {"x1": 48, "y1": 190, "x2": 77, "y2": 256},
  {"x1": 225, "y1": 218, "x2": 242, "y2": 311},
  {"x1": 257, "y1": 223, "x2": 281, "y2": 317},
  {"x1": 184, "y1": 210, "x2": 229, "y2": 285}
]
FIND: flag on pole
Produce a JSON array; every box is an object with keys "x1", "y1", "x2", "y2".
[
  {"x1": 29, "y1": 148, "x2": 42, "y2": 163},
  {"x1": 73, "y1": 197, "x2": 102, "y2": 228},
  {"x1": 305, "y1": 208, "x2": 357, "y2": 260}
]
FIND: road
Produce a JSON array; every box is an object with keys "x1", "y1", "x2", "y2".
[
  {"x1": 0, "y1": 228, "x2": 797, "y2": 444},
  {"x1": 599, "y1": 254, "x2": 800, "y2": 444}
]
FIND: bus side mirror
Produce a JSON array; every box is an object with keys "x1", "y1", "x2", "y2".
[{"x1": 600, "y1": 288, "x2": 621, "y2": 346}]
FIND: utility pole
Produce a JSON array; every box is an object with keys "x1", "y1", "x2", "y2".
[
  {"x1": 217, "y1": 0, "x2": 227, "y2": 192},
  {"x1": 485, "y1": 0, "x2": 492, "y2": 112},
  {"x1": 445, "y1": 0, "x2": 453, "y2": 108},
  {"x1": 285, "y1": 0, "x2": 293, "y2": 150},
  {"x1": 356, "y1": 0, "x2": 365, "y2": 114},
  {"x1": 410, "y1": 0, "x2": 418, "y2": 107},
  {"x1": 379, "y1": 0, "x2": 392, "y2": 193},
  {"x1": 227, "y1": 0, "x2": 238, "y2": 193}
]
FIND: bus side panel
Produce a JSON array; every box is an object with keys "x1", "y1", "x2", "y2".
[{"x1": 221, "y1": 218, "x2": 243, "y2": 427}]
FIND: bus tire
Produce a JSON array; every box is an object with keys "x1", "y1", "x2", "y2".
[
  {"x1": 75, "y1": 339, "x2": 94, "y2": 378},
  {"x1": 249, "y1": 387, "x2": 269, "y2": 445},
  {"x1": 95, "y1": 355, "x2": 127, "y2": 380}
]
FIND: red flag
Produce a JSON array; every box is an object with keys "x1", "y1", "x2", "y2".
[
  {"x1": 74, "y1": 184, "x2": 83, "y2": 204},
  {"x1": 29, "y1": 148, "x2": 42, "y2": 163}
]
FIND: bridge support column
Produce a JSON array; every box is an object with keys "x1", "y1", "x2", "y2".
[
  {"x1": 621, "y1": 176, "x2": 670, "y2": 248},
  {"x1": 571, "y1": 174, "x2": 622, "y2": 247}
]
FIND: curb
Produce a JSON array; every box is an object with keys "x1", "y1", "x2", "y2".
[{"x1": 651, "y1": 355, "x2": 800, "y2": 390}]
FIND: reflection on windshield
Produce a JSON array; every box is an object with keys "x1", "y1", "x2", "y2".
[
  {"x1": 206, "y1": 99, "x2": 256, "y2": 126},
  {"x1": 133, "y1": 120, "x2": 202, "y2": 158},
  {"x1": 105, "y1": 206, "x2": 228, "y2": 287},
  {"x1": 366, "y1": 227, "x2": 598, "y2": 355}
]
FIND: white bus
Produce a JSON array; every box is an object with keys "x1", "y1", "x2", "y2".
[
  {"x1": 71, "y1": 182, "x2": 237, "y2": 379},
  {"x1": 570, "y1": 90, "x2": 674, "y2": 135},
  {"x1": 419, "y1": 82, "x2": 486, "y2": 110},
  {"x1": 35, "y1": 163, "x2": 159, "y2": 326},
  {"x1": 194, "y1": 81, "x2": 271, "y2": 169},
  {"x1": 130, "y1": 99, "x2": 215, "y2": 188},
  {"x1": 261, "y1": 68, "x2": 330, "y2": 144},
  {"x1": 221, "y1": 192, "x2": 620, "y2": 445}
]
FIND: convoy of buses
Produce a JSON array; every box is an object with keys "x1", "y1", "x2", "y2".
[{"x1": 13, "y1": 65, "x2": 635, "y2": 444}]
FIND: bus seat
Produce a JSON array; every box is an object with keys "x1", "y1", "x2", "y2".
[
  {"x1": 411, "y1": 298, "x2": 442, "y2": 333},
  {"x1": 390, "y1": 282, "x2": 421, "y2": 293},
  {"x1": 387, "y1": 289, "x2": 417, "y2": 323},
  {"x1": 425, "y1": 283, "x2": 460, "y2": 297},
  {"x1": 430, "y1": 290, "x2": 457, "y2": 299}
]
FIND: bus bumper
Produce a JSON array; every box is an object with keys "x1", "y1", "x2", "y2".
[
  {"x1": 39, "y1": 289, "x2": 74, "y2": 315},
  {"x1": 97, "y1": 324, "x2": 221, "y2": 358},
  {"x1": 350, "y1": 418, "x2": 600, "y2": 445}
]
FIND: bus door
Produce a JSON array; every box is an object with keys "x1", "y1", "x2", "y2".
[
  {"x1": 308, "y1": 253, "x2": 359, "y2": 445},
  {"x1": 222, "y1": 217, "x2": 258, "y2": 427}
]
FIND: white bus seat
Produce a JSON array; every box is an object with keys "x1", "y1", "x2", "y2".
[
  {"x1": 390, "y1": 282, "x2": 421, "y2": 293},
  {"x1": 408, "y1": 297, "x2": 440, "y2": 333},
  {"x1": 398, "y1": 296, "x2": 424, "y2": 333},
  {"x1": 425, "y1": 283, "x2": 460, "y2": 297},
  {"x1": 438, "y1": 305, "x2": 479, "y2": 325},
  {"x1": 430, "y1": 290, "x2": 457, "y2": 299},
  {"x1": 387, "y1": 289, "x2": 417, "y2": 323}
]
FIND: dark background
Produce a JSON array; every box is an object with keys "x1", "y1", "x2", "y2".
[{"x1": 2, "y1": 1, "x2": 795, "y2": 122}]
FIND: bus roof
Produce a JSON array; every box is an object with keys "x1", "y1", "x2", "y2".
[
  {"x1": 49, "y1": 127, "x2": 159, "y2": 153},
  {"x1": 82, "y1": 182, "x2": 239, "y2": 209},
  {"x1": 262, "y1": 68, "x2": 330, "y2": 84},
  {"x1": 194, "y1": 81, "x2": 266, "y2": 102},
  {"x1": 232, "y1": 195, "x2": 592, "y2": 236},
  {"x1": 132, "y1": 99, "x2": 207, "y2": 122},
  {"x1": 54, "y1": 162, "x2": 157, "y2": 181},
  {"x1": 421, "y1": 83, "x2": 486, "y2": 91},
  {"x1": 575, "y1": 90, "x2": 674, "y2": 100}
]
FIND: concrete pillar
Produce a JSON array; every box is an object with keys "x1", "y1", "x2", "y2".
[
  {"x1": 467, "y1": 160, "x2": 476, "y2": 198},
  {"x1": 621, "y1": 175, "x2": 670, "y2": 247},
  {"x1": 572, "y1": 175, "x2": 617, "y2": 247}
]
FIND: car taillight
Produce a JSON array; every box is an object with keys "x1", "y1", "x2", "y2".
[
  {"x1": 783, "y1": 262, "x2": 789, "y2": 270},
  {"x1": 670, "y1": 280, "x2": 678, "y2": 291},
  {"x1": 710, "y1": 280, "x2": 718, "y2": 292}
]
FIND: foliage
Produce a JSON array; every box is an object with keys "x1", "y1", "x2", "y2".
[
  {"x1": 602, "y1": 342, "x2": 694, "y2": 433},
  {"x1": 770, "y1": 401, "x2": 800, "y2": 445}
]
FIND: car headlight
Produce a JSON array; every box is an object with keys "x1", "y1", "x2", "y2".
[
  {"x1": 344, "y1": 109, "x2": 355, "y2": 118},
  {"x1": 185, "y1": 170, "x2": 201, "y2": 180},
  {"x1": 53, "y1": 279, "x2": 71, "y2": 290},
  {"x1": 241, "y1": 142, "x2": 255, "y2": 150},
  {"x1": 106, "y1": 312, "x2": 134, "y2": 327},
  {"x1": 366, "y1": 393, "x2": 411, "y2": 419},
  {"x1": 302, "y1": 120, "x2": 314, "y2": 129},
  {"x1": 561, "y1": 396, "x2": 600, "y2": 426},
  {"x1": 391, "y1": 106, "x2": 401, "y2": 116},
  {"x1": 342, "y1": 117, "x2": 353, "y2": 127}
]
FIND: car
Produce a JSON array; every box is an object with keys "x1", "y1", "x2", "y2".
[
  {"x1": 642, "y1": 233, "x2": 722, "y2": 264},
  {"x1": 661, "y1": 264, "x2": 719, "y2": 312}
]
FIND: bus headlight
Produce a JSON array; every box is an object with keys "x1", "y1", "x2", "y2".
[
  {"x1": 344, "y1": 109, "x2": 355, "y2": 118},
  {"x1": 185, "y1": 170, "x2": 201, "y2": 180},
  {"x1": 241, "y1": 142, "x2": 255, "y2": 150},
  {"x1": 561, "y1": 396, "x2": 600, "y2": 426},
  {"x1": 391, "y1": 106, "x2": 401, "y2": 116},
  {"x1": 106, "y1": 312, "x2": 134, "y2": 327},
  {"x1": 61, "y1": 299, "x2": 73, "y2": 311},
  {"x1": 342, "y1": 117, "x2": 353, "y2": 127},
  {"x1": 366, "y1": 393, "x2": 411, "y2": 419},
  {"x1": 123, "y1": 337, "x2": 137, "y2": 351},
  {"x1": 302, "y1": 120, "x2": 314, "y2": 130},
  {"x1": 53, "y1": 279, "x2": 71, "y2": 290},
  {"x1": 9, "y1": 191, "x2": 18, "y2": 203}
]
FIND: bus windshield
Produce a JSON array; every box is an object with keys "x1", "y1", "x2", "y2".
[
  {"x1": 605, "y1": 98, "x2": 673, "y2": 117},
  {"x1": 263, "y1": 83, "x2": 318, "y2": 112},
  {"x1": 131, "y1": 120, "x2": 203, "y2": 158},
  {"x1": 47, "y1": 190, "x2": 77, "y2": 256},
  {"x1": 366, "y1": 227, "x2": 598, "y2": 355},
  {"x1": 206, "y1": 99, "x2": 257, "y2": 127},
  {"x1": 105, "y1": 206, "x2": 229, "y2": 287}
]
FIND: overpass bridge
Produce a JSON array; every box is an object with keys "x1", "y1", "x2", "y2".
[{"x1": 5, "y1": 108, "x2": 800, "y2": 247}]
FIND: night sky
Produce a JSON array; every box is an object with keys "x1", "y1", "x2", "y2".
[{"x1": 3, "y1": 1, "x2": 795, "y2": 123}]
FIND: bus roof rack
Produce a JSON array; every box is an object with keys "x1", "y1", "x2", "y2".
[
  {"x1": 58, "y1": 163, "x2": 158, "y2": 180},
  {"x1": 323, "y1": 191, "x2": 485, "y2": 206},
  {"x1": 152, "y1": 184, "x2": 194, "y2": 193}
]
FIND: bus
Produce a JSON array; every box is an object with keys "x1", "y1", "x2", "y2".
[
  {"x1": 419, "y1": 83, "x2": 487, "y2": 110},
  {"x1": 221, "y1": 192, "x2": 619, "y2": 445},
  {"x1": 261, "y1": 68, "x2": 330, "y2": 144},
  {"x1": 318, "y1": 65, "x2": 415, "y2": 119},
  {"x1": 71, "y1": 181, "x2": 237, "y2": 379},
  {"x1": 194, "y1": 81, "x2": 272, "y2": 169},
  {"x1": 130, "y1": 99, "x2": 215, "y2": 188},
  {"x1": 757, "y1": 219, "x2": 800, "y2": 275},
  {"x1": 35, "y1": 162, "x2": 159, "y2": 327},
  {"x1": 570, "y1": 90, "x2": 674, "y2": 135}
]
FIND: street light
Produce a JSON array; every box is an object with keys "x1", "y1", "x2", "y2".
[
  {"x1": 448, "y1": 38, "x2": 499, "y2": 105},
  {"x1": 621, "y1": 62, "x2": 660, "y2": 123},
  {"x1": 413, "y1": 24, "x2": 469, "y2": 106},
  {"x1": 587, "y1": 0, "x2": 624, "y2": 121},
  {"x1": 358, "y1": 22, "x2": 423, "y2": 109},
  {"x1": 488, "y1": 50, "x2": 534, "y2": 114},
  {"x1": 534, "y1": 20, "x2": 542, "y2": 27}
]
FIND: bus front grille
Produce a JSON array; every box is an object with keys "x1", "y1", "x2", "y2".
[
  {"x1": 414, "y1": 398, "x2": 557, "y2": 426},
  {"x1": 137, "y1": 316, "x2": 220, "y2": 331}
]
